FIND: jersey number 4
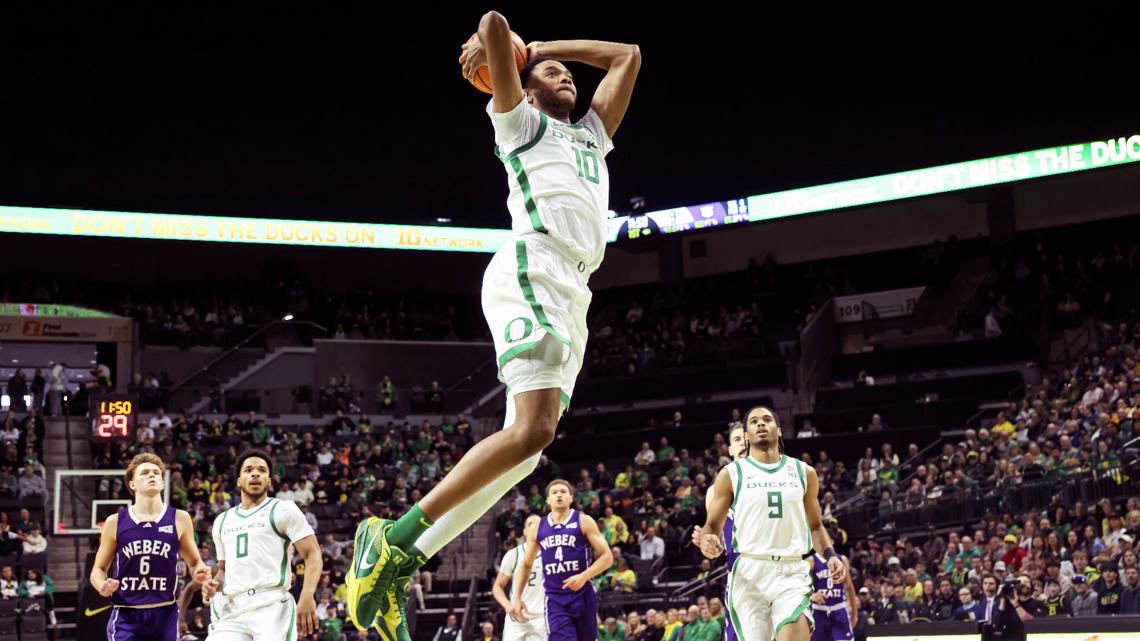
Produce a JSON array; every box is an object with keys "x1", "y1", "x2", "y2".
[{"x1": 572, "y1": 148, "x2": 600, "y2": 184}]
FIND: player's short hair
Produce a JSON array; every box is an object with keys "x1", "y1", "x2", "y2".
[
  {"x1": 520, "y1": 56, "x2": 556, "y2": 87},
  {"x1": 545, "y1": 478, "x2": 574, "y2": 496},
  {"x1": 744, "y1": 405, "x2": 780, "y2": 427},
  {"x1": 744, "y1": 405, "x2": 784, "y2": 452},
  {"x1": 235, "y1": 449, "x2": 275, "y2": 476},
  {"x1": 124, "y1": 453, "x2": 165, "y2": 493}
]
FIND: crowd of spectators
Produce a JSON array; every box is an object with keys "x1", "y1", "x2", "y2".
[
  {"x1": 583, "y1": 236, "x2": 981, "y2": 378},
  {"x1": 4, "y1": 218, "x2": 1137, "y2": 639},
  {"x1": 466, "y1": 600, "x2": 733, "y2": 641},
  {"x1": 97, "y1": 406, "x2": 482, "y2": 640},
  {"x1": 976, "y1": 235, "x2": 1140, "y2": 336},
  {"x1": 0, "y1": 394, "x2": 53, "y2": 627},
  {"x1": 1, "y1": 230, "x2": 989, "y2": 367},
  {"x1": 2, "y1": 276, "x2": 483, "y2": 349},
  {"x1": 490, "y1": 299, "x2": 1140, "y2": 633},
  {"x1": 836, "y1": 315, "x2": 1140, "y2": 522}
]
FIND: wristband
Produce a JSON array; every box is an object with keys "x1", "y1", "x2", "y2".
[{"x1": 823, "y1": 547, "x2": 837, "y2": 560}]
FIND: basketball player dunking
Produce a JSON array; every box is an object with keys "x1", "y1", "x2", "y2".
[
  {"x1": 699, "y1": 407, "x2": 846, "y2": 641},
  {"x1": 514, "y1": 480, "x2": 612, "y2": 641},
  {"x1": 90, "y1": 453, "x2": 212, "y2": 641},
  {"x1": 346, "y1": 11, "x2": 640, "y2": 639}
]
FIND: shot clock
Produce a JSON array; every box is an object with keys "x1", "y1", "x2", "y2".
[{"x1": 91, "y1": 394, "x2": 138, "y2": 441}]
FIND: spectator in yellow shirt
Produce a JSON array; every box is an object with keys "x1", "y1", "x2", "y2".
[
  {"x1": 992, "y1": 412, "x2": 1015, "y2": 439},
  {"x1": 615, "y1": 466, "x2": 634, "y2": 489},
  {"x1": 611, "y1": 520, "x2": 631, "y2": 545},
  {"x1": 663, "y1": 609, "x2": 684, "y2": 641},
  {"x1": 602, "y1": 507, "x2": 627, "y2": 539},
  {"x1": 904, "y1": 569, "x2": 924, "y2": 602},
  {"x1": 610, "y1": 558, "x2": 637, "y2": 593}
]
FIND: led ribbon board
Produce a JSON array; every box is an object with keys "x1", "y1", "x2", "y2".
[
  {"x1": 0, "y1": 207, "x2": 512, "y2": 253},
  {"x1": 1, "y1": 135, "x2": 1136, "y2": 251},
  {"x1": 606, "y1": 134, "x2": 1140, "y2": 241}
]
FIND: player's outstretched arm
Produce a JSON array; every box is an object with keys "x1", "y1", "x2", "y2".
[
  {"x1": 566, "y1": 514, "x2": 613, "y2": 591},
  {"x1": 510, "y1": 530, "x2": 539, "y2": 622},
  {"x1": 699, "y1": 468, "x2": 733, "y2": 559},
  {"x1": 175, "y1": 510, "x2": 211, "y2": 584},
  {"x1": 90, "y1": 513, "x2": 120, "y2": 596},
  {"x1": 803, "y1": 466, "x2": 845, "y2": 582},
  {"x1": 528, "y1": 40, "x2": 641, "y2": 136},
  {"x1": 473, "y1": 11, "x2": 525, "y2": 113}
]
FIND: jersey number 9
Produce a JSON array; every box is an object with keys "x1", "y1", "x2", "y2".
[{"x1": 767, "y1": 492, "x2": 783, "y2": 519}]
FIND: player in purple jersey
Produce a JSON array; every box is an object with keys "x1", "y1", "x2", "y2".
[
  {"x1": 513, "y1": 479, "x2": 613, "y2": 641},
  {"x1": 810, "y1": 553, "x2": 857, "y2": 641},
  {"x1": 91, "y1": 453, "x2": 211, "y2": 641}
]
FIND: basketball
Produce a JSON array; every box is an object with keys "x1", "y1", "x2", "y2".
[{"x1": 466, "y1": 31, "x2": 527, "y2": 94}]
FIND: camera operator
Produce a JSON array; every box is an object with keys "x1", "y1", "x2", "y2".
[
  {"x1": 980, "y1": 576, "x2": 1028, "y2": 641},
  {"x1": 1011, "y1": 575, "x2": 1044, "y2": 618}
]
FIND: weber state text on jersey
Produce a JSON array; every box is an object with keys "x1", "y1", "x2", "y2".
[
  {"x1": 812, "y1": 554, "x2": 845, "y2": 606},
  {"x1": 489, "y1": 99, "x2": 613, "y2": 272},
  {"x1": 537, "y1": 510, "x2": 593, "y2": 595},
  {"x1": 812, "y1": 553, "x2": 854, "y2": 641},
  {"x1": 113, "y1": 505, "x2": 179, "y2": 606}
]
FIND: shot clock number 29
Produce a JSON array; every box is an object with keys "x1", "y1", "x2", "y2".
[{"x1": 91, "y1": 394, "x2": 138, "y2": 441}]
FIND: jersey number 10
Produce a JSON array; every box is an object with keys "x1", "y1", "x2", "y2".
[{"x1": 572, "y1": 148, "x2": 600, "y2": 184}]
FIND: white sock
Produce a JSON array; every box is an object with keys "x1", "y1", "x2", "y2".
[
  {"x1": 415, "y1": 394, "x2": 538, "y2": 557},
  {"x1": 416, "y1": 450, "x2": 541, "y2": 557}
]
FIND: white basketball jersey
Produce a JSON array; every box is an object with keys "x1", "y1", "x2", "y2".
[
  {"x1": 725, "y1": 455, "x2": 812, "y2": 558},
  {"x1": 500, "y1": 543, "x2": 545, "y2": 615},
  {"x1": 212, "y1": 497, "x2": 314, "y2": 595},
  {"x1": 488, "y1": 99, "x2": 613, "y2": 272}
]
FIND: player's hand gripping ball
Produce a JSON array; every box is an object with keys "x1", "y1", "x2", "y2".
[{"x1": 459, "y1": 31, "x2": 527, "y2": 93}]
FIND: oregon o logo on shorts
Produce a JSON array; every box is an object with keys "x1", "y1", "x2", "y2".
[{"x1": 504, "y1": 317, "x2": 534, "y2": 344}]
